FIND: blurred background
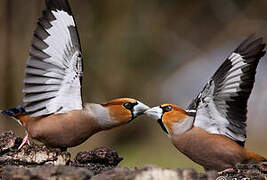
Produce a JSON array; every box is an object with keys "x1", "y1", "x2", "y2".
[{"x1": 0, "y1": 0, "x2": 267, "y2": 172}]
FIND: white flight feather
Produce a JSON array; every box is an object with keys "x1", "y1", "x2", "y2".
[
  {"x1": 45, "y1": 51, "x2": 82, "y2": 114},
  {"x1": 194, "y1": 81, "x2": 245, "y2": 142},
  {"x1": 24, "y1": 9, "x2": 82, "y2": 117}
]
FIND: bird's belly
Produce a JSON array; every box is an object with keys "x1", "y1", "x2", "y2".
[
  {"x1": 33, "y1": 125, "x2": 96, "y2": 148},
  {"x1": 25, "y1": 111, "x2": 100, "y2": 148},
  {"x1": 171, "y1": 127, "x2": 246, "y2": 171}
]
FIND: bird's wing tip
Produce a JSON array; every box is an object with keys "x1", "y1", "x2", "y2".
[{"x1": 45, "y1": 0, "x2": 72, "y2": 15}]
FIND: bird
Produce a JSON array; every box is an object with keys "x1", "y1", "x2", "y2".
[
  {"x1": 145, "y1": 35, "x2": 266, "y2": 171},
  {"x1": 1, "y1": 0, "x2": 149, "y2": 150}
]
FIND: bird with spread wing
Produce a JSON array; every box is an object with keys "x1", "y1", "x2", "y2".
[
  {"x1": 2, "y1": 0, "x2": 149, "y2": 150},
  {"x1": 145, "y1": 35, "x2": 266, "y2": 171}
]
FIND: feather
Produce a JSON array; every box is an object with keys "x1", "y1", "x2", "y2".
[
  {"x1": 23, "y1": 84, "x2": 60, "y2": 93},
  {"x1": 187, "y1": 35, "x2": 266, "y2": 144},
  {"x1": 24, "y1": 91, "x2": 58, "y2": 103},
  {"x1": 23, "y1": 0, "x2": 83, "y2": 117}
]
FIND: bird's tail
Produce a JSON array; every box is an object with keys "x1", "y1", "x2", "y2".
[
  {"x1": 1, "y1": 106, "x2": 26, "y2": 126},
  {"x1": 245, "y1": 151, "x2": 266, "y2": 163}
]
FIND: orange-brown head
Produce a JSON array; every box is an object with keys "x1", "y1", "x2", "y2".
[
  {"x1": 145, "y1": 104, "x2": 194, "y2": 136},
  {"x1": 101, "y1": 98, "x2": 149, "y2": 125}
]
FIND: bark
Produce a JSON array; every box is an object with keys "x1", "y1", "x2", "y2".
[{"x1": 0, "y1": 131, "x2": 266, "y2": 180}]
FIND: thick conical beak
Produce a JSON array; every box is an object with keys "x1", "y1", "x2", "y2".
[
  {"x1": 144, "y1": 106, "x2": 163, "y2": 120},
  {"x1": 132, "y1": 101, "x2": 150, "y2": 117}
]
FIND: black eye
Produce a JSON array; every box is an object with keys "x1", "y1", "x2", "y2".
[
  {"x1": 123, "y1": 102, "x2": 134, "y2": 110},
  {"x1": 163, "y1": 105, "x2": 172, "y2": 112}
]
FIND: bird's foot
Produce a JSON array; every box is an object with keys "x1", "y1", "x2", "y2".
[
  {"x1": 218, "y1": 168, "x2": 234, "y2": 175},
  {"x1": 18, "y1": 133, "x2": 30, "y2": 150}
]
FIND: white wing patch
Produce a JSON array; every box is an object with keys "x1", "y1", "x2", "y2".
[
  {"x1": 188, "y1": 35, "x2": 265, "y2": 144},
  {"x1": 220, "y1": 53, "x2": 246, "y2": 93},
  {"x1": 194, "y1": 53, "x2": 248, "y2": 142},
  {"x1": 43, "y1": 10, "x2": 75, "y2": 65},
  {"x1": 23, "y1": 6, "x2": 83, "y2": 117},
  {"x1": 194, "y1": 83, "x2": 245, "y2": 142},
  {"x1": 46, "y1": 52, "x2": 82, "y2": 114}
]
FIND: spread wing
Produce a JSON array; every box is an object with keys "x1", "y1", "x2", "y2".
[
  {"x1": 23, "y1": 0, "x2": 83, "y2": 117},
  {"x1": 186, "y1": 35, "x2": 266, "y2": 145}
]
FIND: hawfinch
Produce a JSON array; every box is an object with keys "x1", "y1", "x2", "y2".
[
  {"x1": 145, "y1": 35, "x2": 266, "y2": 171},
  {"x1": 1, "y1": 0, "x2": 149, "y2": 150}
]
